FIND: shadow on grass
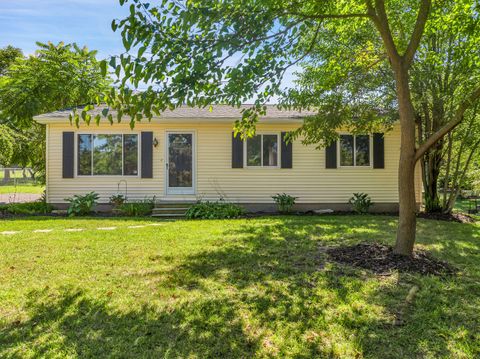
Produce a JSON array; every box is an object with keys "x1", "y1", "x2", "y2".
[
  {"x1": 0, "y1": 287, "x2": 259, "y2": 358},
  {"x1": 1, "y1": 216, "x2": 478, "y2": 357},
  {"x1": 0, "y1": 216, "x2": 161, "y2": 223},
  {"x1": 157, "y1": 217, "x2": 480, "y2": 357}
]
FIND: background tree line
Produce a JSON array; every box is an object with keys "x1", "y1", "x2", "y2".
[{"x1": 0, "y1": 42, "x2": 109, "y2": 183}]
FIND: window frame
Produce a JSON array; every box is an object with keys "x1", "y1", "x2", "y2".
[
  {"x1": 244, "y1": 132, "x2": 281, "y2": 169},
  {"x1": 75, "y1": 132, "x2": 141, "y2": 177},
  {"x1": 337, "y1": 133, "x2": 373, "y2": 168}
]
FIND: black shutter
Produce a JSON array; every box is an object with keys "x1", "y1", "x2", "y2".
[
  {"x1": 281, "y1": 132, "x2": 292, "y2": 168},
  {"x1": 232, "y1": 132, "x2": 243, "y2": 168},
  {"x1": 62, "y1": 132, "x2": 74, "y2": 178},
  {"x1": 373, "y1": 133, "x2": 385, "y2": 169},
  {"x1": 325, "y1": 141, "x2": 337, "y2": 169},
  {"x1": 141, "y1": 132, "x2": 153, "y2": 178}
]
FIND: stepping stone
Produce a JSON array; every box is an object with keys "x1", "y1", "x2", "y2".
[
  {"x1": 127, "y1": 225, "x2": 146, "y2": 229},
  {"x1": 33, "y1": 229, "x2": 53, "y2": 233},
  {"x1": 313, "y1": 209, "x2": 335, "y2": 215},
  {"x1": 64, "y1": 228, "x2": 84, "y2": 232},
  {"x1": 97, "y1": 227, "x2": 117, "y2": 231},
  {"x1": 1, "y1": 231, "x2": 20, "y2": 235}
]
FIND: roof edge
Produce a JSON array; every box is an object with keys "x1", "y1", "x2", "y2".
[{"x1": 34, "y1": 116, "x2": 305, "y2": 125}]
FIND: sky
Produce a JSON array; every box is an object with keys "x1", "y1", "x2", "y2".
[
  {"x1": 0, "y1": 0, "x2": 128, "y2": 59},
  {"x1": 0, "y1": 0, "x2": 297, "y2": 96}
]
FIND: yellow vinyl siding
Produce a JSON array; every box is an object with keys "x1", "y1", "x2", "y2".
[{"x1": 46, "y1": 121, "x2": 421, "y2": 204}]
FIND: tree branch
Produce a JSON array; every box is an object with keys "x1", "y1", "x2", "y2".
[
  {"x1": 369, "y1": 0, "x2": 400, "y2": 63},
  {"x1": 283, "y1": 11, "x2": 370, "y2": 20},
  {"x1": 415, "y1": 86, "x2": 480, "y2": 162},
  {"x1": 403, "y1": 0, "x2": 431, "y2": 67}
]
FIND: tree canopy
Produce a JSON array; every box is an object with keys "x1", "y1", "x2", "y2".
[
  {"x1": 0, "y1": 42, "x2": 110, "y2": 128},
  {"x1": 0, "y1": 42, "x2": 110, "y2": 178},
  {"x1": 0, "y1": 45, "x2": 22, "y2": 76}
]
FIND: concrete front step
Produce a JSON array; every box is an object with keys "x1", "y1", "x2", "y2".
[
  {"x1": 151, "y1": 213, "x2": 186, "y2": 218},
  {"x1": 152, "y1": 208, "x2": 189, "y2": 215},
  {"x1": 154, "y1": 201, "x2": 196, "y2": 209},
  {"x1": 152, "y1": 201, "x2": 194, "y2": 218}
]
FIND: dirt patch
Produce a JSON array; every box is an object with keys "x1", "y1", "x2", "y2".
[
  {"x1": 327, "y1": 243, "x2": 456, "y2": 276},
  {"x1": 417, "y1": 212, "x2": 476, "y2": 223}
]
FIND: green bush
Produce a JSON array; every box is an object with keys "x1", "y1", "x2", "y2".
[
  {"x1": 0, "y1": 201, "x2": 53, "y2": 215},
  {"x1": 65, "y1": 192, "x2": 99, "y2": 216},
  {"x1": 117, "y1": 198, "x2": 154, "y2": 216},
  {"x1": 186, "y1": 201, "x2": 244, "y2": 219},
  {"x1": 349, "y1": 192, "x2": 373, "y2": 214},
  {"x1": 272, "y1": 193, "x2": 298, "y2": 213},
  {"x1": 109, "y1": 193, "x2": 126, "y2": 207}
]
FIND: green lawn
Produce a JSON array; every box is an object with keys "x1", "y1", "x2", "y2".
[
  {"x1": 0, "y1": 184, "x2": 45, "y2": 194},
  {"x1": 0, "y1": 216, "x2": 478, "y2": 358},
  {"x1": 455, "y1": 197, "x2": 479, "y2": 214}
]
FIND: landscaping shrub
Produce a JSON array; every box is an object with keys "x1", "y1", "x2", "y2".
[
  {"x1": 186, "y1": 201, "x2": 244, "y2": 219},
  {"x1": 109, "y1": 194, "x2": 126, "y2": 207},
  {"x1": 65, "y1": 192, "x2": 99, "y2": 216},
  {"x1": 349, "y1": 192, "x2": 373, "y2": 214},
  {"x1": 272, "y1": 193, "x2": 298, "y2": 213},
  {"x1": 0, "y1": 201, "x2": 53, "y2": 215},
  {"x1": 117, "y1": 198, "x2": 154, "y2": 216}
]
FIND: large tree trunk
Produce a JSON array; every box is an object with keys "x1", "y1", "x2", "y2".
[{"x1": 393, "y1": 66, "x2": 418, "y2": 256}]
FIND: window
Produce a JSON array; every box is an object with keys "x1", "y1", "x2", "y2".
[
  {"x1": 246, "y1": 134, "x2": 279, "y2": 167},
  {"x1": 77, "y1": 134, "x2": 138, "y2": 176},
  {"x1": 339, "y1": 134, "x2": 370, "y2": 167}
]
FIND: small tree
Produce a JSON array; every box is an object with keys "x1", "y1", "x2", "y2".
[
  {"x1": 0, "y1": 46, "x2": 23, "y2": 180},
  {"x1": 0, "y1": 125, "x2": 16, "y2": 170},
  {"x1": 0, "y1": 42, "x2": 110, "y2": 181},
  {"x1": 440, "y1": 114, "x2": 480, "y2": 213},
  {"x1": 0, "y1": 45, "x2": 22, "y2": 75}
]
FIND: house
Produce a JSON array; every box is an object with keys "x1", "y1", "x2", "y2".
[{"x1": 34, "y1": 105, "x2": 422, "y2": 212}]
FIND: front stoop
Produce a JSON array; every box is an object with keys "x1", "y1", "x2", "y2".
[{"x1": 151, "y1": 201, "x2": 196, "y2": 219}]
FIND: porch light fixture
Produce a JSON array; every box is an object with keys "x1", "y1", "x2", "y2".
[{"x1": 153, "y1": 138, "x2": 159, "y2": 148}]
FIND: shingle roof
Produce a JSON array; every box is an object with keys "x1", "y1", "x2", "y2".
[{"x1": 34, "y1": 104, "x2": 316, "y2": 121}]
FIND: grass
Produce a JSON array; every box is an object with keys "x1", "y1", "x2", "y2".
[
  {"x1": 455, "y1": 197, "x2": 479, "y2": 214},
  {"x1": 0, "y1": 184, "x2": 45, "y2": 194},
  {"x1": 0, "y1": 215, "x2": 478, "y2": 358}
]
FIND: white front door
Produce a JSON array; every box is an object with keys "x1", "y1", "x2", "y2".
[{"x1": 166, "y1": 132, "x2": 195, "y2": 195}]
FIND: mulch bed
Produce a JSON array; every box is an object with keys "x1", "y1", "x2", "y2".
[
  {"x1": 327, "y1": 242, "x2": 456, "y2": 276},
  {"x1": 417, "y1": 212, "x2": 476, "y2": 223}
]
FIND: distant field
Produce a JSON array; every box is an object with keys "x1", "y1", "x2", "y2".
[
  {"x1": 0, "y1": 169, "x2": 43, "y2": 194},
  {"x1": 0, "y1": 184, "x2": 44, "y2": 194}
]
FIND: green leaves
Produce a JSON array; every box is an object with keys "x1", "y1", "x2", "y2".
[
  {"x1": 100, "y1": 60, "x2": 107, "y2": 76},
  {"x1": 100, "y1": 0, "x2": 321, "y2": 127},
  {"x1": 109, "y1": 57, "x2": 116, "y2": 69},
  {"x1": 137, "y1": 46, "x2": 147, "y2": 58},
  {"x1": 0, "y1": 41, "x2": 110, "y2": 177},
  {"x1": 0, "y1": 124, "x2": 16, "y2": 166}
]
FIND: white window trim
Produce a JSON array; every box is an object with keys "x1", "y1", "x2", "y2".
[
  {"x1": 244, "y1": 133, "x2": 281, "y2": 169},
  {"x1": 337, "y1": 133, "x2": 373, "y2": 168},
  {"x1": 75, "y1": 132, "x2": 141, "y2": 178}
]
